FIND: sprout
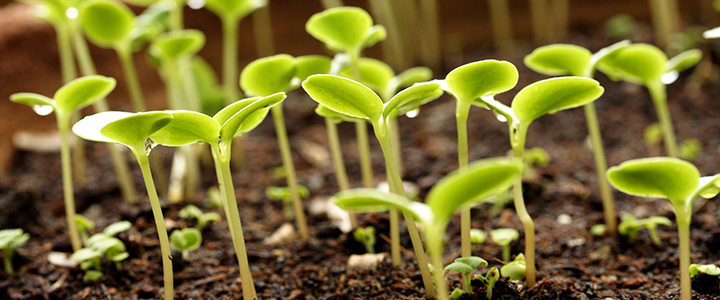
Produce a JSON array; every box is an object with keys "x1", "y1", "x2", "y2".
[
  {"x1": 332, "y1": 157, "x2": 523, "y2": 300},
  {"x1": 450, "y1": 288, "x2": 465, "y2": 299},
  {"x1": 71, "y1": 221, "x2": 131, "y2": 283},
  {"x1": 607, "y1": 157, "x2": 720, "y2": 300},
  {"x1": 170, "y1": 228, "x2": 202, "y2": 260},
  {"x1": 178, "y1": 205, "x2": 221, "y2": 230},
  {"x1": 618, "y1": 215, "x2": 671, "y2": 246},
  {"x1": 690, "y1": 264, "x2": 720, "y2": 278},
  {"x1": 590, "y1": 224, "x2": 607, "y2": 236},
  {"x1": 444, "y1": 256, "x2": 488, "y2": 294},
  {"x1": 353, "y1": 226, "x2": 376, "y2": 254},
  {"x1": 644, "y1": 123, "x2": 663, "y2": 146},
  {"x1": 470, "y1": 229, "x2": 486, "y2": 245},
  {"x1": 266, "y1": 186, "x2": 310, "y2": 220},
  {"x1": 490, "y1": 228, "x2": 519, "y2": 262},
  {"x1": 679, "y1": 139, "x2": 703, "y2": 162},
  {"x1": 75, "y1": 215, "x2": 96, "y2": 245},
  {"x1": 500, "y1": 253, "x2": 526, "y2": 281},
  {"x1": 0, "y1": 229, "x2": 30, "y2": 275},
  {"x1": 73, "y1": 111, "x2": 174, "y2": 300},
  {"x1": 475, "y1": 267, "x2": 500, "y2": 299},
  {"x1": 10, "y1": 75, "x2": 116, "y2": 252}
]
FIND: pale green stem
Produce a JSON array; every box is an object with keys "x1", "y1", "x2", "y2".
[
  {"x1": 674, "y1": 204, "x2": 692, "y2": 300},
  {"x1": 116, "y1": 47, "x2": 146, "y2": 112},
  {"x1": 320, "y1": 0, "x2": 343, "y2": 9},
  {"x1": 417, "y1": 0, "x2": 441, "y2": 70},
  {"x1": 252, "y1": 4, "x2": 275, "y2": 57},
  {"x1": 58, "y1": 116, "x2": 82, "y2": 252},
  {"x1": 325, "y1": 118, "x2": 357, "y2": 227},
  {"x1": 529, "y1": 0, "x2": 550, "y2": 43},
  {"x1": 649, "y1": 226, "x2": 662, "y2": 246},
  {"x1": 222, "y1": 16, "x2": 240, "y2": 105},
  {"x1": 502, "y1": 245, "x2": 510, "y2": 262},
  {"x1": 272, "y1": 104, "x2": 309, "y2": 241},
  {"x1": 385, "y1": 165, "x2": 401, "y2": 266},
  {"x1": 456, "y1": 100, "x2": 472, "y2": 258},
  {"x1": 169, "y1": 1, "x2": 184, "y2": 30},
  {"x1": 583, "y1": 102, "x2": 616, "y2": 233},
  {"x1": 179, "y1": 57, "x2": 202, "y2": 112},
  {"x1": 647, "y1": 81, "x2": 679, "y2": 158},
  {"x1": 427, "y1": 226, "x2": 448, "y2": 300},
  {"x1": 135, "y1": 153, "x2": 173, "y2": 300},
  {"x1": 3, "y1": 250, "x2": 13, "y2": 275},
  {"x1": 57, "y1": 25, "x2": 86, "y2": 187},
  {"x1": 511, "y1": 124, "x2": 537, "y2": 286},
  {"x1": 489, "y1": 0, "x2": 515, "y2": 53},
  {"x1": 389, "y1": 119, "x2": 403, "y2": 175},
  {"x1": 462, "y1": 273, "x2": 471, "y2": 294}
]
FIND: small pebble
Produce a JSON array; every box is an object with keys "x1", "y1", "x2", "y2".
[
  {"x1": 557, "y1": 213, "x2": 572, "y2": 225},
  {"x1": 567, "y1": 237, "x2": 586, "y2": 247}
]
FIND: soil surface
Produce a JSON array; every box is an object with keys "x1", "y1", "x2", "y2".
[{"x1": 4, "y1": 35, "x2": 720, "y2": 299}]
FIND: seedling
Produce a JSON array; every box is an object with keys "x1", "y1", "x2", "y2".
[
  {"x1": 75, "y1": 215, "x2": 95, "y2": 244},
  {"x1": 690, "y1": 264, "x2": 720, "y2": 278},
  {"x1": 450, "y1": 288, "x2": 464, "y2": 299},
  {"x1": 72, "y1": 111, "x2": 174, "y2": 300},
  {"x1": 10, "y1": 75, "x2": 116, "y2": 252},
  {"x1": 170, "y1": 228, "x2": 202, "y2": 260},
  {"x1": 149, "y1": 93, "x2": 287, "y2": 300},
  {"x1": 590, "y1": 224, "x2": 607, "y2": 236},
  {"x1": 444, "y1": 256, "x2": 487, "y2": 294},
  {"x1": 265, "y1": 186, "x2": 310, "y2": 220},
  {"x1": 618, "y1": 215, "x2": 671, "y2": 246},
  {"x1": 523, "y1": 40, "x2": 630, "y2": 234},
  {"x1": 597, "y1": 44, "x2": 702, "y2": 158},
  {"x1": 680, "y1": 139, "x2": 703, "y2": 162},
  {"x1": 475, "y1": 267, "x2": 500, "y2": 299},
  {"x1": 178, "y1": 205, "x2": 221, "y2": 230},
  {"x1": 607, "y1": 157, "x2": 720, "y2": 300},
  {"x1": 500, "y1": 253, "x2": 526, "y2": 281},
  {"x1": 491, "y1": 228, "x2": 519, "y2": 262},
  {"x1": 85, "y1": 220, "x2": 132, "y2": 246},
  {"x1": 353, "y1": 226, "x2": 376, "y2": 254},
  {"x1": 0, "y1": 229, "x2": 30, "y2": 275},
  {"x1": 332, "y1": 157, "x2": 523, "y2": 300},
  {"x1": 72, "y1": 221, "x2": 131, "y2": 283},
  {"x1": 470, "y1": 229, "x2": 486, "y2": 245}
]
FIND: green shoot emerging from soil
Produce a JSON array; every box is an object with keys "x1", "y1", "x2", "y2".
[
  {"x1": 500, "y1": 253, "x2": 526, "y2": 281},
  {"x1": 607, "y1": 157, "x2": 720, "y2": 300},
  {"x1": 475, "y1": 267, "x2": 500, "y2": 299},
  {"x1": 71, "y1": 221, "x2": 131, "y2": 283},
  {"x1": 75, "y1": 215, "x2": 95, "y2": 245},
  {"x1": 353, "y1": 226, "x2": 376, "y2": 254},
  {"x1": 179, "y1": 205, "x2": 221, "y2": 231},
  {"x1": 618, "y1": 215, "x2": 671, "y2": 246},
  {"x1": 332, "y1": 157, "x2": 522, "y2": 300},
  {"x1": 10, "y1": 75, "x2": 116, "y2": 252},
  {"x1": 470, "y1": 229, "x2": 486, "y2": 245},
  {"x1": 490, "y1": 228, "x2": 519, "y2": 262},
  {"x1": 444, "y1": 256, "x2": 487, "y2": 294},
  {"x1": 0, "y1": 229, "x2": 30, "y2": 275},
  {"x1": 170, "y1": 228, "x2": 202, "y2": 260},
  {"x1": 690, "y1": 264, "x2": 720, "y2": 278}
]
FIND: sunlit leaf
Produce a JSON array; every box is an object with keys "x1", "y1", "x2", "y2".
[
  {"x1": 80, "y1": 0, "x2": 136, "y2": 48},
  {"x1": 150, "y1": 110, "x2": 220, "y2": 146},
  {"x1": 524, "y1": 44, "x2": 591, "y2": 76},
  {"x1": 306, "y1": 7, "x2": 373, "y2": 51},
  {"x1": 150, "y1": 29, "x2": 205, "y2": 62},
  {"x1": 9, "y1": 93, "x2": 55, "y2": 116},
  {"x1": 511, "y1": 77, "x2": 604, "y2": 125},
  {"x1": 204, "y1": 0, "x2": 265, "y2": 20},
  {"x1": 445, "y1": 60, "x2": 519, "y2": 102},
  {"x1": 54, "y1": 75, "x2": 116, "y2": 113},
  {"x1": 666, "y1": 49, "x2": 702, "y2": 74},
  {"x1": 597, "y1": 43, "x2": 667, "y2": 84},
  {"x1": 607, "y1": 157, "x2": 700, "y2": 202},
  {"x1": 294, "y1": 55, "x2": 332, "y2": 80},
  {"x1": 382, "y1": 82, "x2": 443, "y2": 120},
  {"x1": 338, "y1": 58, "x2": 394, "y2": 94},
  {"x1": 302, "y1": 74, "x2": 383, "y2": 121},
  {"x1": 240, "y1": 54, "x2": 295, "y2": 96},
  {"x1": 332, "y1": 188, "x2": 434, "y2": 224},
  {"x1": 219, "y1": 93, "x2": 285, "y2": 141},
  {"x1": 100, "y1": 111, "x2": 173, "y2": 149}
]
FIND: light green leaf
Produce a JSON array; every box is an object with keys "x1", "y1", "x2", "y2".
[
  {"x1": 511, "y1": 77, "x2": 604, "y2": 125},
  {"x1": 690, "y1": 264, "x2": 720, "y2": 278},
  {"x1": 490, "y1": 228, "x2": 519, "y2": 246},
  {"x1": 205, "y1": 0, "x2": 265, "y2": 20},
  {"x1": 388, "y1": 67, "x2": 434, "y2": 94},
  {"x1": 54, "y1": 75, "x2": 116, "y2": 113},
  {"x1": 294, "y1": 55, "x2": 332, "y2": 81},
  {"x1": 332, "y1": 188, "x2": 434, "y2": 225},
  {"x1": 444, "y1": 261, "x2": 475, "y2": 274},
  {"x1": 338, "y1": 58, "x2": 394, "y2": 94},
  {"x1": 129, "y1": 1, "x2": 171, "y2": 50},
  {"x1": 79, "y1": 0, "x2": 136, "y2": 48},
  {"x1": 71, "y1": 248, "x2": 100, "y2": 262},
  {"x1": 704, "y1": 27, "x2": 720, "y2": 39},
  {"x1": 219, "y1": 93, "x2": 285, "y2": 141},
  {"x1": 524, "y1": 44, "x2": 592, "y2": 76},
  {"x1": 150, "y1": 29, "x2": 205, "y2": 62},
  {"x1": 179, "y1": 205, "x2": 204, "y2": 220},
  {"x1": 150, "y1": 110, "x2": 220, "y2": 146},
  {"x1": 100, "y1": 111, "x2": 173, "y2": 151},
  {"x1": 315, "y1": 105, "x2": 365, "y2": 124},
  {"x1": 456, "y1": 256, "x2": 488, "y2": 269},
  {"x1": 587, "y1": 40, "x2": 631, "y2": 73},
  {"x1": 73, "y1": 111, "x2": 134, "y2": 144},
  {"x1": 240, "y1": 54, "x2": 296, "y2": 96},
  {"x1": 445, "y1": 60, "x2": 519, "y2": 102},
  {"x1": 302, "y1": 74, "x2": 383, "y2": 121},
  {"x1": 170, "y1": 228, "x2": 202, "y2": 251},
  {"x1": 9, "y1": 93, "x2": 56, "y2": 116},
  {"x1": 123, "y1": 0, "x2": 157, "y2": 6},
  {"x1": 666, "y1": 49, "x2": 702, "y2": 74},
  {"x1": 597, "y1": 43, "x2": 667, "y2": 84},
  {"x1": 361, "y1": 24, "x2": 386, "y2": 49},
  {"x1": 425, "y1": 157, "x2": 523, "y2": 224},
  {"x1": 500, "y1": 260, "x2": 526, "y2": 280},
  {"x1": 695, "y1": 174, "x2": 720, "y2": 199},
  {"x1": 383, "y1": 82, "x2": 443, "y2": 120},
  {"x1": 82, "y1": 270, "x2": 104, "y2": 283},
  {"x1": 607, "y1": 157, "x2": 700, "y2": 202},
  {"x1": 103, "y1": 220, "x2": 132, "y2": 236},
  {"x1": 75, "y1": 215, "x2": 95, "y2": 230},
  {"x1": 306, "y1": 7, "x2": 373, "y2": 51}
]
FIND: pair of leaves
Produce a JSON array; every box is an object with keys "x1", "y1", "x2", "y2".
[
  {"x1": 11, "y1": 76, "x2": 116, "y2": 117},
  {"x1": 490, "y1": 228, "x2": 519, "y2": 246},
  {"x1": 595, "y1": 44, "x2": 701, "y2": 85},
  {"x1": 149, "y1": 29, "x2": 206, "y2": 64},
  {"x1": 337, "y1": 58, "x2": 433, "y2": 101},
  {"x1": 444, "y1": 256, "x2": 488, "y2": 274},
  {"x1": 240, "y1": 54, "x2": 332, "y2": 97},
  {"x1": 0, "y1": 229, "x2": 30, "y2": 251},
  {"x1": 204, "y1": 0, "x2": 266, "y2": 21},
  {"x1": 170, "y1": 228, "x2": 202, "y2": 252},
  {"x1": 306, "y1": 7, "x2": 385, "y2": 53},
  {"x1": 523, "y1": 40, "x2": 631, "y2": 77}
]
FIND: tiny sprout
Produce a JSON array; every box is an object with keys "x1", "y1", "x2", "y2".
[
  {"x1": 71, "y1": 232, "x2": 129, "y2": 283},
  {"x1": 265, "y1": 185, "x2": 310, "y2": 220},
  {"x1": 501, "y1": 253, "x2": 526, "y2": 281},
  {"x1": 206, "y1": 186, "x2": 223, "y2": 210},
  {"x1": 618, "y1": 215, "x2": 671, "y2": 246},
  {"x1": 590, "y1": 224, "x2": 607, "y2": 236},
  {"x1": 491, "y1": 228, "x2": 519, "y2": 262},
  {"x1": 75, "y1": 215, "x2": 96, "y2": 244},
  {"x1": 353, "y1": 226, "x2": 376, "y2": 254},
  {"x1": 523, "y1": 147, "x2": 550, "y2": 168},
  {"x1": 475, "y1": 267, "x2": 500, "y2": 299},
  {"x1": 470, "y1": 229, "x2": 486, "y2": 245},
  {"x1": 0, "y1": 229, "x2": 30, "y2": 275},
  {"x1": 644, "y1": 123, "x2": 663, "y2": 146},
  {"x1": 179, "y1": 205, "x2": 221, "y2": 231},
  {"x1": 450, "y1": 288, "x2": 465, "y2": 299},
  {"x1": 170, "y1": 228, "x2": 202, "y2": 260},
  {"x1": 690, "y1": 264, "x2": 720, "y2": 278},
  {"x1": 444, "y1": 256, "x2": 488, "y2": 294},
  {"x1": 680, "y1": 139, "x2": 703, "y2": 162}
]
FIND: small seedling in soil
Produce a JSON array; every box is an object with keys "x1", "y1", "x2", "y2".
[
  {"x1": 444, "y1": 256, "x2": 488, "y2": 294},
  {"x1": 679, "y1": 139, "x2": 702, "y2": 162},
  {"x1": 75, "y1": 215, "x2": 95, "y2": 244},
  {"x1": 266, "y1": 185, "x2": 310, "y2": 220},
  {"x1": 353, "y1": 226, "x2": 376, "y2": 254},
  {"x1": 10, "y1": 75, "x2": 116, "y2": 252},
  {"x1": 618, "y1": 215, "x2": 671, "y2": 246},
  {"x1": 501, "y1": 253, "x2": 526, "y2": 281},
  {"x1": 450, "y1": 288, "x2": 465, "y2": 299},
  {"x1": 0, "y1": 229, "x2": 30, "y2": 275},
  {"x1": 170, "y1": 228, "x2": 202, "y2": 260},
  {"x1": 178, "y1": 205, "x2": 221, "y2": 230},
  {"x1": 590, "y1": 224, "x2": 607, "y2": 236},
  {"x1": 491, "y1": 228, "x2": 519, "y2": 262},
  {"x1": 607, "y1": 157, "x2": 720, "y2": 300},
  {"x1": 72, "y1": 221, "x2": 131, "y2": 283},
  {"x1": 475, "y1": 267, "x2": 500, "y2": 299},
  {"x1": 690, "y1": 264, "x2": 720, "y2": 278},
  {"x1": 470, "y1": 229, "x2": 486, "y2": 245},
  {"x1": 332, "y1": 157, "x2": 522, "y2": 300},
  {"x1": 72, "y1": 111, "x2": 174, "y2": 300},
  {"x1": 85, "y1": 220, "x2": 132, "y2": 246}
]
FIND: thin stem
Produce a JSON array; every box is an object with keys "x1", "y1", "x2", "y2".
[
  {"x1": 325, "y1": 118, "x2": 357, "y2": 227},
  {"x1": 417, "y1": 0, "x2": 441, "y2": 70},
  {"x1": 674, "y1": 204, "x2": 692, "y2": 300},
  {"x1": 252, "y1": 4, "x2": 275, "y2": 57},
  {"x1": 356, "y1": 122, "x2": 374, "y2": 188},
  {"x1": 3, "y1": 250, "x2": 13, "y2": 275},
  {"x1": 510, "y1": 124, "x2": 537, "y2": 286},
  {"x1": 169, "y1": 0, "x2": 184, "y2": 30},
  {"x1": 56, "y1": 25, "x2": 77, "y2": 83},
  {"x1": 583, "y1": 103, "x2": 616, "y2": 233},
  {"x1": 502, "y1": 245, "x2": 510, "y2": 262},
  {"x1": 456, "y1": 101, "x2": 472, "y2": 258},
  {"x1": 427, "y1": 226, "x2": 448, "y2": 300},
  {"x1": 116, "y1": 47, "x2": 146, "y2": 112},
  {"x1": 647, "y1": 81, "x2": 679, "y2": 158},
  {"x1": 271, "y1": 105, "x2": 309, "y2": 241},
  {"x1": 488, "y1": 0, "x2": 515, "y2": 54},
  {"x1": 58, "y1": 118, "x2": 82, "y2": 252},
  {"x1": 389, "y1": 119, "x2": 403, "y2": 175},
  {"x1": 462, "y1": 274, "x2": 471, "y2": 294},
  {"x1": 222, "y1": 16, "x2": 240, "y2": 105},
  {"x1": 385, "y1": 165, "x2": 401, "y2": 266},
  {"x1": 136, "y1": 153, "x2": 173, "y2": 300}
]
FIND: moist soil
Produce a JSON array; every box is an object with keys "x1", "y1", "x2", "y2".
[{"x1": 4, "y1": 37, "x2": 720, "y2": 299}]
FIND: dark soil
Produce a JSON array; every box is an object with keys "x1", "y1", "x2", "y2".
[{"x1": 4, "y1": 36, "x2": 720, "y2": 299}]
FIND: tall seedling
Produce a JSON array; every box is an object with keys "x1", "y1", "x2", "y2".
[
  {"x1": 10, "y1": 76, "x2": 116, "y2": 252},
  {"x1": 523, "y1": 40, "x2": 630, "y2": 233},
  {"x1": 150, "y1": 93, "x2": 287, "y2": 300},
  {"x1": 444, "y1": 60, "x2": 518, "y2": 258},
  {"x1": 607, "y1": 157, "x2": 720, "y2": 300},
  {"x1": 596, "y1": 43, "x2": 702, "y2": 158},
  {"x1": 332, "y1": 157, "x2": 523, "y2": 300},
  {"x1": 72, "y1": 111, "x2": 175, "y2": 300}
]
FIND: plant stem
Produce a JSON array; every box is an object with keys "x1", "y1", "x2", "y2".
[
  {"x1": 325, "y1": 118, "x2": 357, "y2": 227},
  {"x1": 169, "y1": 0, "x2": 184, "y2": 30},
  {"x1": 3, "y1": 250, "x2": 13, "y2": 275},
  {"x1": 647, "y1": 81, "x2": 679, "y2": 158},
  {"x1": 675, "y1": 208, "x2": 691, "y2": 300},
  {"x1": 252, "y1": 3, "x2": 275, "y2": 57},
  {"x1": 385, "y1": 166, "x2": 401, "y2": 266},
  {"x1": 582, "y1": 102, "x2": 616, "y2": 233},
  {"x1": 510, "y1": 124, "x2": 537, "y2": 286},
  {"x1": 356, "y1": 122, "x2": 374, "y2": 188},
  {"x1": 116, "y1": 47, "x2": 146, "y2": 112},
  {"x1": 222, "y1": 16, "x2": 239, "y2": 105},
  {"x1": 389, "y1": 119, "x2": 403, "y2": 175},
  {"x1": 136, "y1": 153, "x2": 173, "y2": 300},
  {"x1": 271, "y1": 104, "x2": 309, "y2": 241},
  {"x1": 417, "y1": 0, "x2": 441, "y2": 70},
  {"x1": 58, "y1": 117, "x2": 82, "y2": 252},
  {"x1": 456, "y1": 101, "x2": 472, "y2": 258},
  {"x1": 502, "y1": 245, "x2": 510, "y2": 262},
  {"x1": 427, "y1": 226, "x2": 448, "y2": 300},
  {"x1": 320, "y1": 0, "x2": 343, "y2": 9},
  {"x1": 488, "y1": 0, "x2": 515, "y2": 54}
]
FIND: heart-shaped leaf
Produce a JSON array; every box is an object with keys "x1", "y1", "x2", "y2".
[
  {"x1": 511, "y1": 77, "x2": 604, "y2": 125},
  {"x1": 524, "y1": 44, "x2": 591, "y2": 76},
  {"x1": 666, "y1": 49, "x2": 702, "y2": 74},
  {"x1": 55, "y1": 75, "x2": 116, "y2": 113},
  {"x1": 315, "y1": 104, "x2": 365, "y2": 124},
  {"x1": 382, "y1": 82, "x2": 443, "y2": 120},
  {"x1": 9, "y1": 93, "x2": 56, "y2": 116},
  {"x1": 219, "y1": 93, "x2": 285, "y2": 141},
  {"x1": 425, "y1": 157, "x2": 523, "y2": 224},
  {"x1": 100, "y1": 111, "x2": 173, "y2": 150},
  {"x1": 73, "y1": 111, "x2": 132, "y2": 144},
  {"x1": 302, "y1": 74, "x2": 383, "y2": 121},
  {"x1": 444, "y1": 261, "x2": 475, "y2": 274},
  {"x1": 170, "y1": 228, "x2": 202, "y2": 251},
  {"x1": 456, "y1": 256, "x2": 488, "y2": 269},
  {"x1": 331, "y1": 188, "x2": 434, "y2": 225},
  {"x1": 361, "y1": 24, "x2": 386, "y2": 49},
  {"x1": 597, "y1": 43, "x2": 667, "y2": 84},
  {"x1": 80, "y1": 0, "x2": 136, "y2": 48},
  {"x1": 150, "y1": 29, "x2": 205, "y2": 62},
  {"x1": 306, "y1": 7, "x2": 373, "y2": 52},
  {"x1": 445, "y1": 60, "x2": 519, "y2": 102},
  {"x1": 607, "y1": 157, "x2": 699, "y2": 202},
  {"x1": 294, "y1": 55, "x2": 332, "y2": 81},
  {"x1": 338, "y1": 58, "x2": 394, "y2": 95},
  {"x1": 240, "y1": 54, "x2": 296, "y2": 96},
  {"x1": 150, "y1": 110, "x2": 220, "y2": 146},
  {"x1": 205, "y1": 0, "x2": 265, "y2": 20}
]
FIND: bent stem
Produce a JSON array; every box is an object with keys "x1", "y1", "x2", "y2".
[
  {"x1": 271, "y1": 104, "x2": 309, "y2": 241},
  {"x1": 674, "y1": 204, "x2": 691, "y2": 300},
  {"x1": 647, "y1": 81, "x2": 678, "y2": 158},
  {"x1": 58, "y1": 116, "x2": 82, "y2": 252},
  {"x1": 456, "y1": 100, "x2": 472, "y2": 258},
  {"x1": 583, "y1": 102, "x2": 616, "y2": 233},
  {"x1": 325, "y1": 118, "x2": 357, "y2": 227},
  {"x1": 510, "y1": 124, "x2": 537, "y2": 286},
  {"x1": 222, "y1": 16, "x2": 240, "y2": 104}
]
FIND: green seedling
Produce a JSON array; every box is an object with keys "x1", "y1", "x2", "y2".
[
  {"x1": 353, "y1": 226, "x2": 376, "y2": 254},
  {"x1": 170, "y1": 228, "x2": 202, "y2": 260},
  {"x1": 149, "y1": 93, "x2": 287, "y2": 300},
  {"x1": 475, "y1": 267, "x2": 500, "y2": 299},
  {"x1": 644, "y1": 123, "x2": 663, "y2": 146},
  {"x1": 500, "y1": 253, "x2": 526, "y2": 281},
  {"x1": 444, "y1": 59, "x2": 518, "y2": 259},
  {"x1": 690, "y1": 264, "x2": 720, "y2": 278},
  {"x1": 607, "y1": 157, "x2": 720, "y2": 300},
  {"x1": 265, "y1": 185, "x2": 310, "y2": 220},
  {"x1": 72, "y1": 221, "x2": 131, "y2": 283},
  {"x1": 75, "y1": 215, "x2": 95, "y2": 244},
  {"x1": 470, "y1": 229, "x2": 486, "y2": 245},
  {"x1": 332, "y1": 157, "x2": 523, "y2": 300},
  {"x1": 85, "y1": 220, "x2": 132, "y2": 246},
  {"x1": 179, "y1": 205, "x2": 221, "y2": 230},
  {"x1": 597, "y1": 44, "x2": 702, "y2": 158},
  {"x1": 72, "y1": 111, "x2": 174, "y2": 300},
  {"x1": 444, "y1": 256, "x2": 487, "y2": 294},
  {"x1": 680, "y1": 139, "x2": 703, "y2": 162},
  {"x1": 0, "y1": 229, "x2": 30, "y2": 275},
  {"x1": 523, "y1": 40, "x2": 630, "y2": 234},
  {"x1": 590, "y1": 224, "x2": 607, "y2": 236},
  {"x1": 491, "y1": 228, "x2": 519, "y2": 262},
  {"x1": 618, "y1": 215, "x2": 671, "y2": 246},
  {"x1": 450, "y1": 288, "x2": 464, "y2": 299},
  {"x1": 10, "y1": 76, "x2": 116, "y2": 252}
]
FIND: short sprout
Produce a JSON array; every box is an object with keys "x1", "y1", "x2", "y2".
[
  {"x1": 450, "y1": 288, "x2": 465, "y2": 299},
  {"x1": 170, "y1": 228, "x2": 202, "y2": 260},
  {"x1": 679, "y1": 139, "x2": 703, "y2": 162},
  {"x1": 0, "y1": 229, "x2": 30, "y2": 275},
  {"x1": 690, "y1": 264, "x2": 720, "y2": 278},
  {"x1": 265, "y1": 185, "x2": 310, "y2": 220},
  {"x1": 352, "y1": 226, "x2": 376, "y2": 254},
  {"x1": 500, "y1": 253, "x2": 526, "y2": 281},
  {"x1": 618, "y1": 215, "x2": 671, "y2": 246},
  {"x1": 475, "y1": 267, "x2": 500, "y2": 299},
  {"x1": 643, "y1": 123, "x2": 662, "y2": 146},
  {"x1": 72, "y1": 228, "x2": 130, "y2": 283},
  {"x1": 75, "y1": 215, "x2": 96, "y2": 244},
  {"x1": 470, "y1": 229, "x2": 486, "y2": 245},
  {"x1": 179, "y1": 205, "x2": 221, "y2": 231},
  {"x1": 444, "y1": 256, "x2": 488, "y2": 294},
  {"x1": 590, "y1": 224, "x2": 607, "y2": 236},
  {"x1": 491, "y1": 228, "x2": 519, "y2": 262}
]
